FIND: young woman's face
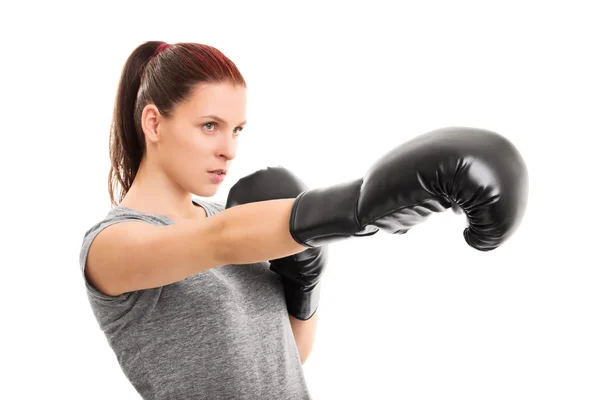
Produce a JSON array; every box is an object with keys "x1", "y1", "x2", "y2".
[{"x1": 156, "y1": 82, "x2": 247, "y2": 197}]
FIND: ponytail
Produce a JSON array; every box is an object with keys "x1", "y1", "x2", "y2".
[{"x1": 108, "y1": 41, "x2": 165, "y2": 206}]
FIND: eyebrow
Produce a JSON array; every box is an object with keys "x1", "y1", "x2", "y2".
[{"x1": 201, "y1": 115, "x2": 247, "y2": 126}]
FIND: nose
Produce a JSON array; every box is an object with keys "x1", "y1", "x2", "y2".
[{"x1": 216, "y1": 132, "x2": 237, "y2": 161}]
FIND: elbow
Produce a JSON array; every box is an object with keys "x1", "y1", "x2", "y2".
[
  {"x1": 300, "y1": 353, "x2": 311, "y2": 365},
  {"x1": 211, "y1": 216, "x2": 230, "y2": 265},
  {"x1": 299, "y1": 345, "x2": 315, "y2": 365}
]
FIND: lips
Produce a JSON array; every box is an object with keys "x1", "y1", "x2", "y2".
[{"x1": 208, "y1": 169, "x2": 227, "y2": 175}]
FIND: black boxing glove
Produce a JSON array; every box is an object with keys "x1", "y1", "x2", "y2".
[
  {"x1": 289, "y1": 126, "x2": 528, "y2": 251},
  {"x1": 226, "y1": 167, "x2": 328, "y2": 320}
]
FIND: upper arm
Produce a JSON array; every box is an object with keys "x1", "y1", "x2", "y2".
[{"x1": 85, "y1": 218, "x2": 225, "y2": 296}]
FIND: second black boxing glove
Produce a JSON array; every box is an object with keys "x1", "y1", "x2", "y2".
[{"x1": 226, "y1": 167, "x2": 328, "y2": 321}]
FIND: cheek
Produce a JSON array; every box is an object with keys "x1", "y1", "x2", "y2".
[
  {"x1": 167, "y1": 127, "x2": 204, "y2": 156},
  {"x1": 159, "y1": 130, "x2": 199, "y2": 172},
  {"x1": 174, "y1": 137, "x2": 212, "y2": 175}
]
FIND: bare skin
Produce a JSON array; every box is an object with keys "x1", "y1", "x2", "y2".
[{"x1": 120, "y1": 82, "x2": 247, "y2": 223}]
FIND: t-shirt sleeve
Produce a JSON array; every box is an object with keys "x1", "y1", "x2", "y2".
[{"x1": 78, "y1": 216, "x2": 144, "y2": 301}]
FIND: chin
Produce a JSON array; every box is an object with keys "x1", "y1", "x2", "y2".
[{"x1": 193, "y1": 185, "x2": 219, "y2": 198}]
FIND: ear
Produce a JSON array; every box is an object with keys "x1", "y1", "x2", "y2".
[{"x1": 140, "y1": 104, "x2": 161, "y2": 144}]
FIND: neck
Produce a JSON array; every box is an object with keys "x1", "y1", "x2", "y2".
[{"x1": 119, "y1": 158, "x2": 203, "y2": 222}]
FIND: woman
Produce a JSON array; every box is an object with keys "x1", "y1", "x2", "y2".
[
  {"x1": 80, "y1": 41, "x2": 320, "y2": 399},
  {"x1": 80, "y1": 40, "x2": 527, "y2": 399}
]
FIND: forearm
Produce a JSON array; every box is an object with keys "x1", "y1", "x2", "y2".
[
  {"x1": 289, "y1": 311, "x2": 318, "y2": 364},
  {"x1": 218, "y1": 199, "x2": 307, "y2": 264}
]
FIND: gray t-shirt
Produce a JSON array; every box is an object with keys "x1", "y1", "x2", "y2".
[{"x1": 79, "y1": 197, "x2": 311, "y2": 399}]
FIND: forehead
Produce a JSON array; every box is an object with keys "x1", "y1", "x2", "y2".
[{"x1": 178, "y1": 82, "x2": 246, "y2": 119}]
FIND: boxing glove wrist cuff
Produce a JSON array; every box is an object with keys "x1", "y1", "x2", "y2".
[
  {"x1": 282, "y1": 279, "x2": 322, "y2": 321},
  {"x1": 289, "y1": 178, "x2": 377, "y2": 247}
]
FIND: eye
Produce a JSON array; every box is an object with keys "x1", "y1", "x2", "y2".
[
  {"x1": 202, "y1": 121, "x2": 244, "y2": 135},
  {"x1": 203, "y1": 122, "x2": 217, "y2": 132}
]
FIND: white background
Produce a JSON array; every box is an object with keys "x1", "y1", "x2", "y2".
[{"x1": 2, "y1": 1, "x2": 599, "y2": 399}]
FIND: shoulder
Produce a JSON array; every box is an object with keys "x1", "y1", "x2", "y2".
[
  {"x1": 82, "y1": 207, "x2": 168, "y2": 239},
  {"x1": 79, "y1": 207, "x2": 168, "y2": 267},
  {"x1": 192, "y1": 196, "x2": 225, "y2": 216}
]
